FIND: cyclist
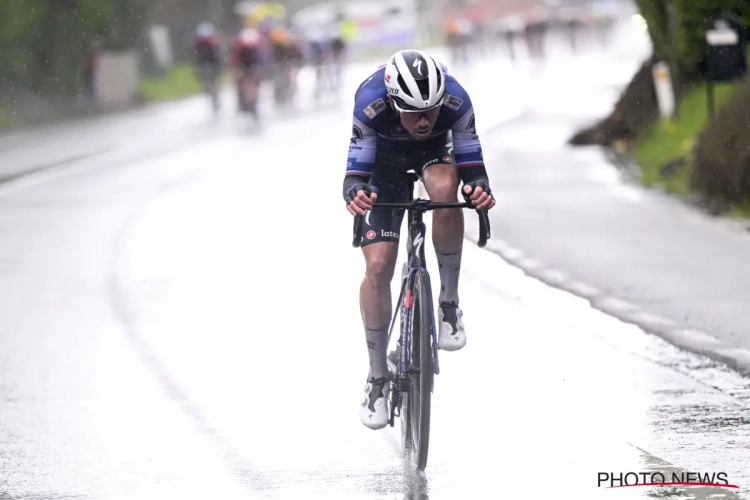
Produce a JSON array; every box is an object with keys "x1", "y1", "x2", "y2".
[
  {"x1": 329, "y1": 33, "x2": 346, "y2": 90},
  {"x1": 229, "y1": 28, "x2": 264, "y2": 113},
  {"x1": 343, "y1": 49, "x2": 496, "y2": 429},
  {"x1": 194, "y1": 22, "x2": 221, "y2": 65},
  {"x1": 193, "y1": 22, "x2": 223, "y2": 108},
  {"x1": 268, "y1": 27, "x2": 296, "y2": 105},
  {"x1": 306, "y1": 31, "x2": 330, "y2": 99}
]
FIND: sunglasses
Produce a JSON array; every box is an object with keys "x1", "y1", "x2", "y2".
[{"x1": 391, "y1": 96, "x2": 444, "y2": 116}]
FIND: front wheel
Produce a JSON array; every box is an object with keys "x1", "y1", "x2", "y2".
[{"x1": 401, "y1": 269, "x2": 434, "y2": 471}]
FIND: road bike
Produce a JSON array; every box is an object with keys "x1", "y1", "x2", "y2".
[{"x1": 352, "y1": 171, "x2": 490, "y2": 471}]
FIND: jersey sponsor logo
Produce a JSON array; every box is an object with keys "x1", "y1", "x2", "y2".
[
  {"x1": 423, "y1": 158, "x2": 439, "y2": 169},
  {"x1": 444, "y1": 94, "x2": 464, "y2": 111},
  {"x1": 443, "y1": 155, "x2": 453, "y2": 163},
  {"x1": 350, "y1": 125, "x2": 364, "y2": 151},
  {"x1": 381, "y1": 229, "x2": 399, "y2": 238},
  {"x1": 364, "y1": 98, "x2": 387, "y2": 118},
  {"x1": 366, "y1": 230, "x2": 376, "y2": 240},
  {"x1": 351, "y1": 125, "x2": 363, "y2": 144},
  {"x1": 466, "y1": 114, "x2": 476, "y2": 133}
]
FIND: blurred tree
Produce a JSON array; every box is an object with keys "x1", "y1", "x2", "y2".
[
  {"x1": 0, "y1": 0, "x2": 151, "y2": 96},
  {"x1": 636, "y1": 0, "x2": 750, "y2": 77},
  {"x1": 634, "y1": 0, "x2": 670, "y2": 60},
  {"x1": 0, "y1": 0, "x2": 41, "y2": 91},
  {"x1": 103, "y1": 0, "x2": 150, "y2": 50}
]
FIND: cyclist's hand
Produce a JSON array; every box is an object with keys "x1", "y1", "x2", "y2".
[
  {"x1": 463, "y1": 181, "x2": 495, "y2": 211},
  {"x1": 345, "y1": 183, "x2": 378, "y2": 216}
]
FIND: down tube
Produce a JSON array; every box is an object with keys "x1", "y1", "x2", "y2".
[{"x1": 405, "y1": 267, "x2": 440, "y2": 376}]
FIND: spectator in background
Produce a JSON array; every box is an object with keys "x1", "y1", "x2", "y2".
[{"x1": 83, "y1": 37, "x2": 102, "y2": 104}]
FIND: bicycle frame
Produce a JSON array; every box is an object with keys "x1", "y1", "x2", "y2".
[{"x1": 399, "y1": 175, "x2": 441, "y2": 378}]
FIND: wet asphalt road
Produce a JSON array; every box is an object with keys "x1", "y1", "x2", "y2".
[
  {"x1": 478, "y1": 16, "x2": 750, "y2": 366},
  {"x1": 2, "y1": 19, "x2": 750, "y2": 500}
]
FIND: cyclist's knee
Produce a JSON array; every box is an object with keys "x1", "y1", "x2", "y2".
[
  {"x1": 363, "y1": 243, "x2": 398, "y2": 284},
  {"x1": 423, "y1": 164, "x2": 459, "y2": 202}
]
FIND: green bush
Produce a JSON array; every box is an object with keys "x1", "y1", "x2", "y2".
[{"x1": 692, "y1": 76, "x2": 750, "y2": 205}]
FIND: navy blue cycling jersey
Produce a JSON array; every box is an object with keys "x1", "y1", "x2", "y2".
[{"x1": 345, "y1": 64, "x2": 488, "y2": 187}]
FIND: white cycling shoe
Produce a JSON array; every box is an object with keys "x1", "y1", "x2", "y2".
[
  {"x1": 438, "y1": 303, "x2": 467, "y2": 351},
  {"x1": 360, "y1": 377, "x2": 389, "y2": 430}
]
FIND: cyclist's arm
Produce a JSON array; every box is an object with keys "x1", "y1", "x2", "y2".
[
  {"x1": 451, "y1": 103, "x2": 491, "y2": 188},
  {"x1": 343, "y1": 115, "x2": 377, "y2": 199}
]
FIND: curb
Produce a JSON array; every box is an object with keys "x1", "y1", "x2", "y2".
[{"x1": 477, "y1": 236, "x2": 750, "y2": 379}]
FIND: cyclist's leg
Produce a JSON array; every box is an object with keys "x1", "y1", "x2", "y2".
[
  {"x1": 358, "y1": 155, "x2": 408, "y2": 429},
  {"x1": 360, "y1": 165, "x2": 408, "y2": 377},
  {"x1": 415, "y1": 138, "x2": 466, "y2": 351},
  {"x1": 417, "y1": 138, "x2": 463, "y2": 262}
]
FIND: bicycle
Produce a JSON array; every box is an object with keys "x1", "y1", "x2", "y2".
[
  {"x1": 196, "y1": 63, "x2": 221, "y2": 115},
  {"x1": 351, "y1": 170, "x2": 491, "y2": 471}
]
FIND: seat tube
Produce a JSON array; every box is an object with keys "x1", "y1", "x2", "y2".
[{"x1": 405, "y1": 173, "x2": 416, "y2": 259}]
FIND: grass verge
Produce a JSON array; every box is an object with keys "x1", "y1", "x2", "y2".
[
  {"x1": 725, "y1": 202, "x2": 750, "y2": 219},
  {"x1": 633, "y1": 82, "x2": 735, "y2": 196},
  {"x1": 137, "y1": 64, "x2": 205, "y2": 101},
  {"x1": 0, "y1": 110, "x2": 12, "y2": 129}
]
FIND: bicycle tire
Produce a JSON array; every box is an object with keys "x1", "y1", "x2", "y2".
[
  {"x1": 398, "y1": 263, "x2": 413, "y2": 452},
  {"x1": 405, "y1": 269, "x2": 434, "y2": 471}
]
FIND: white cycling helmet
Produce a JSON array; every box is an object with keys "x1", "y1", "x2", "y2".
[
  {"x1": 239, "y1": 28, "x2": 261, "y2": 45},
  {"x1": 384, "y1": 49, "x2": 446, "y2": 111},
  {"x1": 197, "y1": 22, "x2": 216, "y2": 38}
]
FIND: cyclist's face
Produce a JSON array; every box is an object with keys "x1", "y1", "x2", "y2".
[{"x1": 394, "y1": 103, "x2": 441, "y2": 140}]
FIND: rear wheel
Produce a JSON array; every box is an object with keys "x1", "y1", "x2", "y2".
[{"x1": 401, "y1": 269, "x2": 434, "y2": 471}]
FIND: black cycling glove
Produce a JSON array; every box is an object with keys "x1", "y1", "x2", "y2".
[
  {"x1": 462, "y1": 179, "x2": 493, "y2": 204},
  {"x1": 344, "y1": 182, "x2": 377, "y2": 204}
]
